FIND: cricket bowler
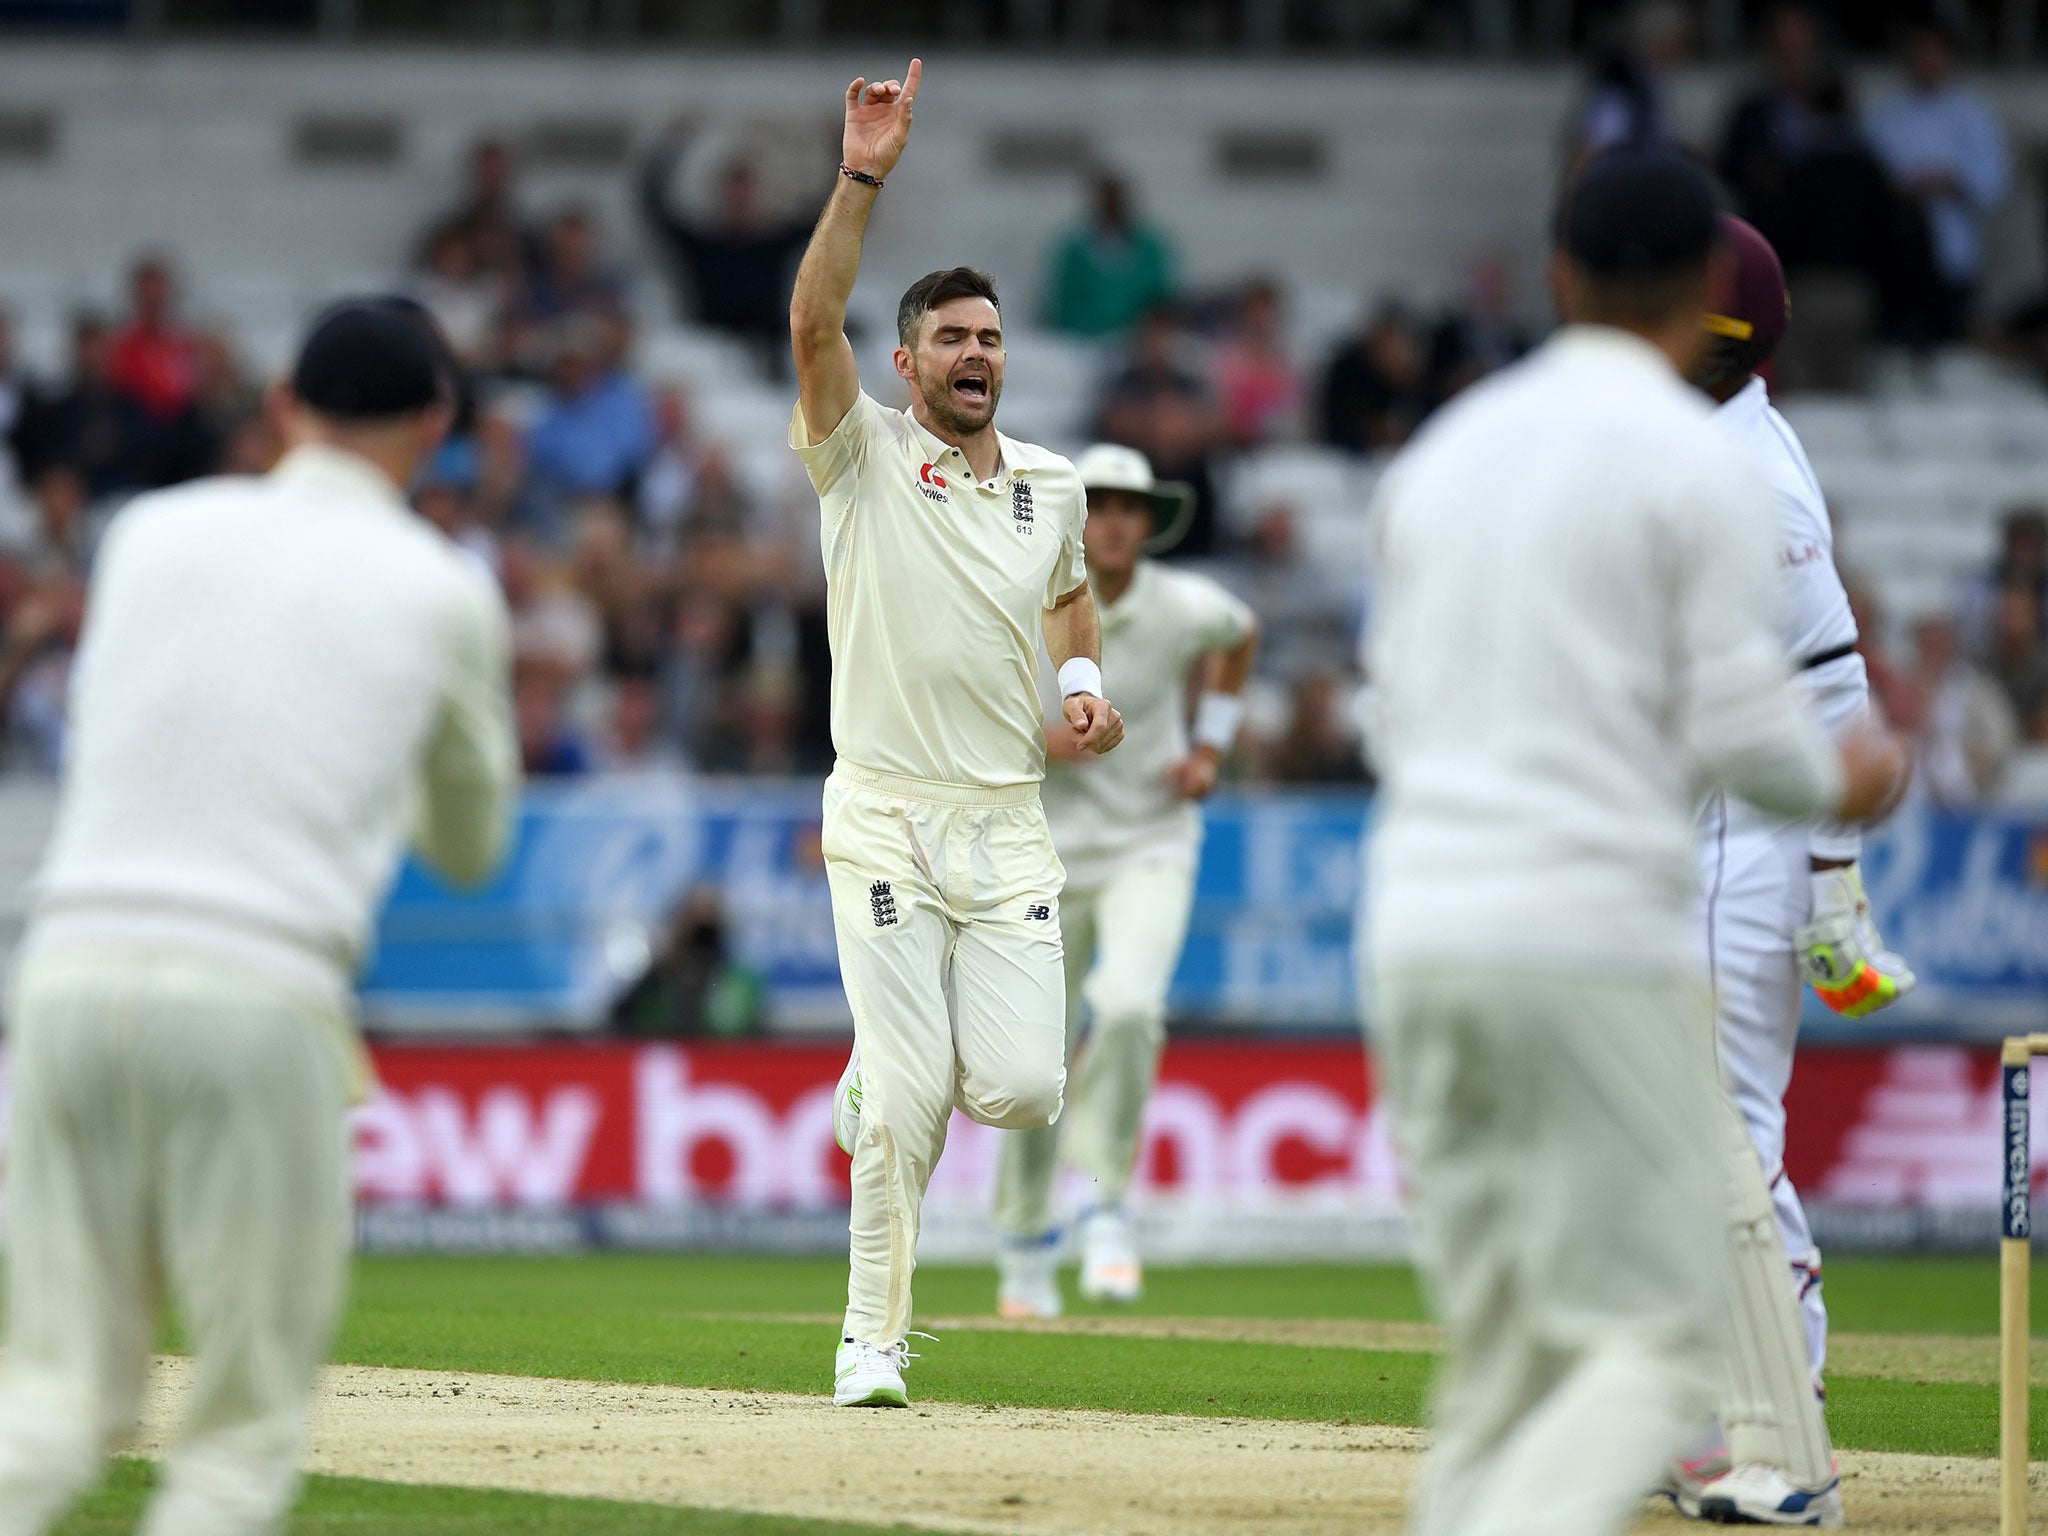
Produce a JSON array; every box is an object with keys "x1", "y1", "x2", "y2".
[
  {"x1": 1361, "y1": 151, "x2": 1907, "y2": 1536},
  {"x1": 786, "y1": 59, "x2": 1125, "y2": 1409},
  {"x1": 991, "y1": 443, "x2": 1258, "y2": 1316},
  {"x1": 0, "y1": 299, "x2": 518, "y2": 1536}
]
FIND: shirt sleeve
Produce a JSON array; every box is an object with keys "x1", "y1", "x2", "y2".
[
  {"x1": 415, "y1": 562, "x2": 520, "y2": 888},
  {"x1": 1800, "y1": 652, "x2": 1870, "y2": 862},
  {"x1": 1670, "y1": 450, "x2": 1844, "y2": 820},
  {"x1": 1043, "y1": 471, "x2": 1089, "y2": 610},
  {"x1": 789, "y1": 392, "x2": 883, "y2": 564},
  {"x1": 1180, "y1": 570, "x2": 1257, "y2": 655}
]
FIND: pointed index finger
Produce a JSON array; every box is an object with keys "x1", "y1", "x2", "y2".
[{"x1": 902, "y1": 57, "x2": 923, "y2": 105}]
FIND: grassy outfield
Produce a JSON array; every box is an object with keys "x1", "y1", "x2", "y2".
[
  {"x1": 54, "y1": 1460, "x2": 935, "y2": 1535},
  {"x1": 331, "y1": 1254, "x2": 2042, "y2": 1459}
]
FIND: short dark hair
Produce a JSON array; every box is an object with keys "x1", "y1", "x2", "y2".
[{"x1": 897, "y1": 267, "x2": 1001, "y2": 346}]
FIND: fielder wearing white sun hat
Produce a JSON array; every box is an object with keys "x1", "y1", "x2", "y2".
[{"x1": 1073, "y1": 443, "x2": 1196, "y2": 554}]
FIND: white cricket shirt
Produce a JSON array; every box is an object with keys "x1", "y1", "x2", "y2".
[
  {"x1": 1364, "y1": 327, "x2": 1843, "y2": 973},
  {"x1": 1713, "y1": 374, "x2": 1869, "y2": 860},
  {"x1": 26, "y1": 444, "x2": 519, "y2": 1006},
  {"x1": 791, "y1": 392, "x2": 1087, "y2": 788},
  {"x1": 1038, "y1": 560, "x2": 1254, "y2": 890}
]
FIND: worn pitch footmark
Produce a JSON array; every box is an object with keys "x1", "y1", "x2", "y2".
[
  {"x1": 698, "y1": 1310, "x2": 2048, "y2": 1386},
  {"x1": 129, "y1": 1358, "x2": 2038, "y2": 1536}
]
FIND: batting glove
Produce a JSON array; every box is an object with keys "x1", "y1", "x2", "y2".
[{"x1": 1796, "y1": 863, "x2": 1916, "y2": 1018}]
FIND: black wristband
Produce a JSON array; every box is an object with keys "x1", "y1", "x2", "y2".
[{"x1": 839, "y1": 163, "x2": 884, "y2": 190}]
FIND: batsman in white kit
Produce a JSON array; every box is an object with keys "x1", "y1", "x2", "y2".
[
  {"x1": 1362, "y1": 152, "x2": 1907, "y2": 1536},
  {"x1": 0, "y1": 299, "x2": 517, "y2": 1536},
  {"x1": 1660, "y1": 216, "x2": 1916, "y2": 1526},
  {"x1": 991, "y1": 444, "x2": 1258, "y2": 1317},
  {"x1": 786, "y1": 59, "x2": 1124, "y2": 1408}
]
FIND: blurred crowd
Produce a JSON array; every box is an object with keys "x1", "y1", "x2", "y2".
[
  {"x1": 1568, "y1": 1, "x2": 2044, "y2": 385},
  {"x1": 1849, "y1": 507, "x2": 2048, "y2": 805},
  {"x1": 0, "y1": 2, "x2": 2039, "y2": 808}
]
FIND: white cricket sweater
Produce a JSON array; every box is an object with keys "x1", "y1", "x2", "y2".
[
  {"x1": 1364, "y1": 327, "x2": 1843, "y2": 973},
  {"x1": 24, "y1": 444, "x2": 519, "y2": 1006}
]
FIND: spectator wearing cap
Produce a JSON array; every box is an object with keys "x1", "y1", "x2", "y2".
[
  {"x1": 0, "y1": 295, "x2": 516, "y2": 1536},
  {"x1": 1863, "y1": 18, "x2": 2010, "y2": 343},
  {"x1": 1043, "y1": 173, "x2": 1180, "y2": 339}
]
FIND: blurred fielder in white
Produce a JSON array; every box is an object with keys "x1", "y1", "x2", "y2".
[
  {"x1": 991, "y1": 444, "x2": 1257, "y2": 1316},
  {"x1": 1361, "y1": 152, "x2": 1906, "y2": 1536},
  {"x1": 0, "y1": 299, "x2": 518, "y2": 1536}
]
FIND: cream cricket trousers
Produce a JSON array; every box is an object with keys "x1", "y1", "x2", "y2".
[
  {"x1": 0, "y1": 950, "x2": 352, "y2": 1536},
  {"x1": 992, "y1": 858, "x2": 1196, "y2": 1238},
  {"x1": 1696, "y1": 793, "x2": 1830, "y2": 1379},
  {"x1": 823, "y1": 766, "x2": 1068, "y2": 1345},
  {"x1": 1374, "y1": 966, "x2": 1723, "y2": 1536}
]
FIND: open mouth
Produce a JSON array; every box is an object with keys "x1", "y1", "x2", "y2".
[{"x1": 951, "y1": 374, "x2": 990, "y2": 406}]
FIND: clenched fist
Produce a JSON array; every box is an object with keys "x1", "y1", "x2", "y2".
[{"x1": 1063, "y1": 693, "x2": 1123, "y2": 755}]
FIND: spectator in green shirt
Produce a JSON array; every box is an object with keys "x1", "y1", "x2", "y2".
[{"x1": 1042, "y1": 173, "x2": 1178, "y2": 338}]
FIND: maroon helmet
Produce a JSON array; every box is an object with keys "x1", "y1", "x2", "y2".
[{"x1": 1704, "y1": 214, "x2": 1789, "y2": 363}]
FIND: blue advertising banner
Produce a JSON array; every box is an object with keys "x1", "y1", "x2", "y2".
[{"x1": 359, "y1": 776, "x2": 2046, "y2": 1038}]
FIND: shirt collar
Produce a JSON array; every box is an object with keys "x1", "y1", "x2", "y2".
[
  {"x1": 270, "y1": 443, "x2": 410, "y2": 510},
  {"x1": 1545, "y1": 323, "x2": 1681, "y2": 379},
  {"x1": 1714, "y1": 373, "x2": 1771, "y2": 428},
  {"x1": 906, "y1": 409, "x2": 1006, "y2": 486}
]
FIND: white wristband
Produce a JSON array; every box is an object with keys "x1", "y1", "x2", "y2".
[
  {"x1": 1193, "y1": 692, "x2": 1244, "y2": 753},
  {"x1": 1058, "y1": 657, "x2": 1104, "y2": 699}
]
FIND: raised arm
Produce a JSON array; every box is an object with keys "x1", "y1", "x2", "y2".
[{"x1": 790, "y1": 59, "x2": 921, "y2": 447}]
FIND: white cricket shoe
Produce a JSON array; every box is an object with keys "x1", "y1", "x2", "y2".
[
  {"x1": 832, "y1": 1046, "x2": 863, "y2": 1156},
  {"x1": 997, "y1": 1235, "x2": 1063, "y2": 1320},
  {"x1": 833, "y1": 1334, "x2": 921, "y2": 1407},
  {"x1": 1078, "y1": 1207, "x2": 1142, "y2": 1303},
  {"x1": 1695, "y1": 1464, "x2": 1842, "y2": 1527}
]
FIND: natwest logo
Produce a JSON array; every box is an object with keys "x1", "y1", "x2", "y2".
[{"x1": 917, "y1": 462, "x2": 949, "y2": 503}]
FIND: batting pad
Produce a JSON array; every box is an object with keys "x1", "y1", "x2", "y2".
[{"x1": 1717, "y1": 1093, "x2": 1835, "y2": 1487}]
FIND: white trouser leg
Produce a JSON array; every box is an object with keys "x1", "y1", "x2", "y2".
[
  {"x1": 0, "y1": 954, "x2": 351, "y2": 1536},
  {"x1": 139, "y1": 975, "x2": 352, "y2": 1536},
  {"x1": 0, "y1": 967, "x2": 160, "y2": 1536},
  {"x1": 1060, "y1": 860, "x2": 1195, "y2": 1207},
  {"x1": 1375, "y1": 967, "x2": 1721, "y2": 1536},
  {"x1": 992, "y1": 886, "x2": 1095, "y2": 1240},
  {"x1": 1771, "y1": 1173, "x2": 1828, "y2": 1381},
  {"x1": 828, "y1": 778, "x2": 1066, "y2": 1345},
  {"x1": 1698, "y1": 799, "x2": 1831, "y2": 1392}
]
